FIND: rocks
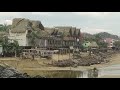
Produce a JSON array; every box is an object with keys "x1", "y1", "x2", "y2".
[
  {"x1": 51, "y1": 51, "x2": 113, "y2": 67},
  {"x1": 53, "y1": 59, "x2": 74, "y2": 67},
  {"x1": 0, "y1": 65, "x2": 45, "y2": 78}
]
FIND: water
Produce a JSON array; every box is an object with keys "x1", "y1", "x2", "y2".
[
  {"x1": 26, "y1": 64, "x2": 120, "y2": 78},
  {"x1": 27, "y1": 69, "x2": 98, "y2": 78},
  {"x1": 30, "y1": 70, "x2": 84, "y2": 78},
  {"x1": 98, "y1": 64, "x2": 120, "y2": 77}
]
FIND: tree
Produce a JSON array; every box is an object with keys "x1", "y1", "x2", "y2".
[
  {"x1": 2, "y1": 36, "x2": 9, "y2": 56},
  {"x1": 97, "y1": 42, "x2": 108, "y2": 48},
  {"x1": 28, "y1": 31, "x2": 38, "y2": 47},
  {"x1": 0, "y1": 23, "x2": 10, "y2": 32},
  {"x1": 114, "y1": 41, "x2": 120, "y2": 48},
  {"x1": 94, "y1": 34, "x2": 102, "y2": 43}
]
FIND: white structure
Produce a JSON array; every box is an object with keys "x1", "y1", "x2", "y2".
[
  {"x1": 104, "y1": 38, "x2": 116, "y2": 48},
  {"x1": 8, "y1": 29, "x2": 30, "y2": 46},
  {"x1": 8, "y1": 18, "x2": 44, "y2": 47}
]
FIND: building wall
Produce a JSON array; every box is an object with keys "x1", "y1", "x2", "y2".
[
  {"x1": 104, "y1": 38, "x2": 115, "y2": 48},
  {"x1": 35, "y1": 38, "x2": 48, "y2": 48},
  {"x1": 8, "y1": 30, "x2": 29, "y2": 46}
]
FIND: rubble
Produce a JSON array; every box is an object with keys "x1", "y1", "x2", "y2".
[{"x1": 51, "y1": 51, "x2": 115, "y2": 67}]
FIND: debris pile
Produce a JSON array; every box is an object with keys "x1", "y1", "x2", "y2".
[{"x1": 51, "y1": 51, "x2": 115, "y2": 67}]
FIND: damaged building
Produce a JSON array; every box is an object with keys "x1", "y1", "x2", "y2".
[{"x1": 8, "y1": 18, "x2": 83, "y2": 49}]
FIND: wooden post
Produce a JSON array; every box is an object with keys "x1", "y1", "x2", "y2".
[
  {"x1": 73, "y1": 49, "x2": 74, "y2": 60},
  {"x1": 89, "y1": 47, "x2": 91, "y2": 56},
  {"x1": 62, "y1": 49, "x2": 63, "y2": 59},
  {"x1": 58, "y1": 50, "x2": 59, "y2": 61},
  {"x1": 69, "y1": 49, "x2": 70, "y2": 60}
]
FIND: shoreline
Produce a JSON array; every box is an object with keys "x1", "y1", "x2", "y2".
[
  {"x1": 20, "y1": 53, "x2": 120, "y2": 71},
  {"x1": 0, "y1": 52, "x2": 120, "y2": 76}
]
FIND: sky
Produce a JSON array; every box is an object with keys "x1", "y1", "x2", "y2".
[{"x1": 0, "y1": 12, "x2": 120, "y2": 36}]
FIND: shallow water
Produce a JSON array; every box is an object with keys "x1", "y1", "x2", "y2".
[
  {"x1": 24, "y1": 64, "x2": 120, "y2": 78},
  {"x1": 98, "y1": 64, "x2": 120, "y2": 77}
]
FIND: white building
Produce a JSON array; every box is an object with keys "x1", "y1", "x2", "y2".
[
  {"x1": 8, "y1": 29, "x2": 30, "y2": 46},
  {"x1": 8, "y1": 18, "x2": 44, "y2": 47},
  {"x1": 104, "y1": 38, "x2": 116, "y2": 48}
]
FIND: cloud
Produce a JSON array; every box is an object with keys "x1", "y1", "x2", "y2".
[
  {"x1": 0, "y1": 20, "x2": 12, "y2": 25},
  {"x1": 32, "y1": 12, "x2": 52, "y2": 16},
  {"x1": 5, "y1": 20, "x2": 12, "y2": 25},
  {"x1": 72, "y1": 12, "x2": 111, "y2": 17}
]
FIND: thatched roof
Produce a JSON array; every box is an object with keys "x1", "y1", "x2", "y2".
[
  {"x1": 36, "y1": 30, "x2": 50, "y2": 38},
  {"x1": 11, "y1": 28, "x2": 27, "y2": 33},
  {"x1": 10, "y1": 18, "x2": 44, "y2": 33},
  {"x1": 54, "y1": 26, "x2": 72, "y2": 29},
  {"x1": 53, "y1": 26, "x2": 80, "y2": 37}
]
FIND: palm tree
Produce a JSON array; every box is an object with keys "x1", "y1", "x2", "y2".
[
  {"x1": 3, "y1": 23, "x2": 8, "y2": 31},
  {"x1": 0, "y1": 23, "x2": 9, "y2": 32},
  {"x1": 2, "y1": 36, "x2": 9, "y2": 56}
]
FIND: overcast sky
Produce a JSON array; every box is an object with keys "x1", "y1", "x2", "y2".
[{"x1": 0, "y1": 12, "x2": 120, "y2": 36}]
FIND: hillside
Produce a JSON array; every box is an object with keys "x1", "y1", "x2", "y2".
[
  {"x1": 94, "y1": 32, "x2": 120, "y2": 40},
  {"x1": 82, "y1": 32, "x2": 95, "y2": 39},
  {"x1": 82, "y1": 32, "x2": 120, "y2": 40}
]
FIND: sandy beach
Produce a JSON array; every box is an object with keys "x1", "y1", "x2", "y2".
[{"x1": 0, "y1": 53, "x2": 120, "y2": 77}]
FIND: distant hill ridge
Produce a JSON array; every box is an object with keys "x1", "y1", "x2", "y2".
[{"x1": 82, "y1": 32, "x2": 120, "y2": 40}]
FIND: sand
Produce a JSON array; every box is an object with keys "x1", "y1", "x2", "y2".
[{"x1": 0, "y1": 53, "x2": 120, "y2": 76}]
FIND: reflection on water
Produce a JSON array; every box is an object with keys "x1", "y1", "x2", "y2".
[
  {"x1": 87, "y1": 68, "x2": 99, "y2": 78},
  {"x1": 33, "y1": 70, "x2": 84, "y2": 78},
  {"x1": 27, "y1": 68, "x2": 99, "y2": 78},
  {"x1": 99, "y1": 64, "x2": 120, "y2": 77},
  {"x1": 27, "y1": 64, "x2": 120, "y2": 78}
]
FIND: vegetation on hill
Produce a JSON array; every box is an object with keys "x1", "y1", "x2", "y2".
[
  {"x1": 94, "y1": 32, "x2": 120, "y2": 40},
  {"x1": 82, "y1": 32, "x2": 120, "y2": 40}
]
